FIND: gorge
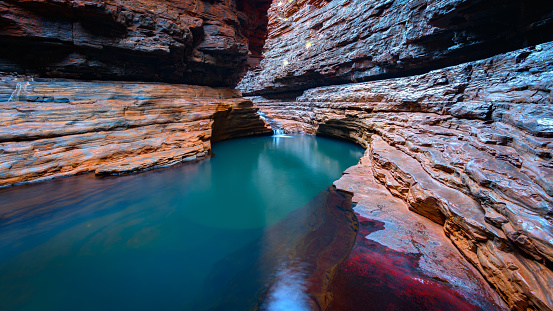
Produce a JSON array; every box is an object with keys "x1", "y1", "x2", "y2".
[{"x1": 1, "y1": 0, "x2": 553, "y2": 310}]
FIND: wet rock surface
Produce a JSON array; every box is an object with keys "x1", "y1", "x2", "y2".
[
  {"x1": 249, "y1": 42, "x2": 553, "y2": 311},
  {"x1": 0, "y1": 0, "x2": 271, "y2": 86},
  {"x1": 0, "y1": 76, "x2": 271, "y2": 187},
  {"x1": 331, "y1": 159, "x2": 506, "y2": 310},
  {"x1": 239, "y1": 0, "x2": 553, "y2": 94}
]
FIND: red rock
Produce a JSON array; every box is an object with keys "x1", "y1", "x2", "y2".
[
  {"x1": 238, "y1": 0, "x2": 553, "y2": 94},
  {"x1": 330, "y1": 156, "x2": 506, "y2": 311}
]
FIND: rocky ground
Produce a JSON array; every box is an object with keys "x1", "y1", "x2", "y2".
[
  {"x1": 330, "y1": 154, "x2": 506, "y2": 310},
  {"x1": 248, "y1": 42, "x2": 553, "y2": 310}
]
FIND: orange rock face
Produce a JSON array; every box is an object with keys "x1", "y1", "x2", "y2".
[
  {"x1": 249, "y1": 43, "x2": 553, "y2": 311},
  {"x1": 0, "y1": 76, "x2": 271, "y2": 187}
]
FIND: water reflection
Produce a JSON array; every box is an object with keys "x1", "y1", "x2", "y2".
[{"x1": 263, "y1": 261, "x2": 314, "y2": 311}]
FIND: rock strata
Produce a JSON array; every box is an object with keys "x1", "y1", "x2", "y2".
[
  {"x1": 0, "y1": 0, "x2": 271, "y2": 86},
  {"x1": 330, "y1": 154, "x2": 506, "y2": 310},
  {"x1": 248, "y1": 42, "x2": 553, "y2": 311},
  {"x1": 0, "y1": 76, "x2": 271, "y2": 187},
  {"x1": 239, "y1": 0, "x2": 553, "y2": 94}
]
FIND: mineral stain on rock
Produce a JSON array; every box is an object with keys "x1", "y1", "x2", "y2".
[{"x1": 328, "y1": 215, "x2": 502, "y2": 311}]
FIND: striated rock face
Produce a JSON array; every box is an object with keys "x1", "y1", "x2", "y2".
[
  {"x1": 0, "y1": 75, "x2": 271, "y2": 187},
  {"x1": 249, "y1": 42, "x2": 553, "y2": 311},
  {"x1": 239, "y1": 0, "x2": 553, "y2": 94},
  {"x1": 0, "y1": 0, "x2": 271, "y2": 86},
  {"x1": 330, "y1": 157, "x2": 506, "y2": 311}
]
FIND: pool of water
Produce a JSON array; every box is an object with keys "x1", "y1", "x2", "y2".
[{"x1": 0, "y1": 135, "x2": 364, "y2": 311}]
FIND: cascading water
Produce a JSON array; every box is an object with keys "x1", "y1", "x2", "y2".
[
  {"x1": 7, "y1": 80, "x2": 31, "y2": 102},
  {"x1": 257, "y1": 110, "x2": 291, "y2": 137}
]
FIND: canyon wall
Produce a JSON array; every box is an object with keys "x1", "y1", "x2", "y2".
[
  {"x1": 239, "y1": 0, "x2": 553, "y2": 94},
  {"x1": 0, "y1": 0, "x2": 271, "y2": 86},
  {"x1": 0, "y1": 76, "x2": 270, "y2": 187},
  {"x1": 248, "y1": 42, "x2": 553, "y2": 310}
]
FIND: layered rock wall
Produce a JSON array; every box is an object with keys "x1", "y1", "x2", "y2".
[
  {"x1": 239, "y1": 0, "x2": 553, "y2": 94},
  {"x1": 0, "y1": 0, "x2": 271, "y2": 86},
  {"x1": 249, "y1": 42, "x2": 553, "y2": 310},
  {"x1": 0, "y1": 76, "x2": 270, "y2": 187},
  {"x1": 330, "y1": 156, "x2": 506, "y2": 311}
]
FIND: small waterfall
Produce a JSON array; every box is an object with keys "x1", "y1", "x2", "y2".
[
  {"x1": 257, "y1": 110, "x2": 291, "y2": 137},
  {"x1": 8, "y1": 83, "x2": 23, "y2": 102},
  {"x1": 7, "y1": 79, "x2": 32, "y2": 102}
]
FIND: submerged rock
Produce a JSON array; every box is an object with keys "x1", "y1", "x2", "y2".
[{"x1": 182, "y1": 186, "x2": 358, "y2": 311}]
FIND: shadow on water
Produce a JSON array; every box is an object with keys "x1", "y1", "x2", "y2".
[{"x1": 0, "y1": 135, "x2": 364, "y2": 311}]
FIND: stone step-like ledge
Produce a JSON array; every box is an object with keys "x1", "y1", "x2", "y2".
[{"x1": 95, "y1": 146, "x2": 206, "y2": 176}]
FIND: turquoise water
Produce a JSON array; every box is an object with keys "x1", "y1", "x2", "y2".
[{"x1": 0, "y1": 135, "x2": 364, "y2": 311}]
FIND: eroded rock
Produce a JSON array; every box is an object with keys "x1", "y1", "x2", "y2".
[
  {"x1": 239, "y1": 0, "x2": 553, "y2": 94},
  {"x1": 0, "y1": 76, "x2": 271, "y2": 187},
  {"x1": 331, "y1": 156, "x2": 506, "y2": 311}
]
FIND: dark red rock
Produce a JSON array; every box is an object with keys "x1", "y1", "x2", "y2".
[
  {"x1": 330, "y1": 158, "x2": 506, "y2": 311},
  {"x1": 329, "y1": 216, "x2": 499, "y2": 311}
]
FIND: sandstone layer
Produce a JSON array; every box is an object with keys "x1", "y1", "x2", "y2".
[
  {"x1": 239, "y1": 0, "x2": 553, "y2": 94},
  {"x1": 0, "y1": 76, "x2": 271, "y2": 187},
  {"x1": 248, "y1": 42, "x2": 553, "y2": 311},
  {"x1": 0, "y1": 0, "x2": 271, "y2": 86}
]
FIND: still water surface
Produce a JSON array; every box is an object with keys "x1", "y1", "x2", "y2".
[{"x1": 0, "y1": 135, "x2": 364, "y2": 311}]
